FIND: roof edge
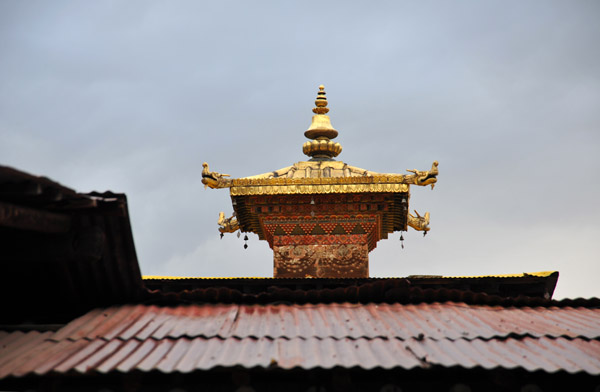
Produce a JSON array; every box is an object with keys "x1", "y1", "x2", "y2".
[{"x1": 143, "y1": 271, "x2": 558, "y2": 281}]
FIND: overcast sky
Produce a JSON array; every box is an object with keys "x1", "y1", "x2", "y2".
[{"x1": 1, "y1": 1, "x2": 599, "y2": 299}]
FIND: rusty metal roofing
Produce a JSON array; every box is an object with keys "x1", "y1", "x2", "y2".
[
  {"x1": 4, "y1": 334, "x2": 598, "y2": 376},
  {"x1": 51, "y1": 303, "x2": 600, "y2": 341},
  {"x1": 1, "y1": 302, "x2": 599, "y2": 377}
]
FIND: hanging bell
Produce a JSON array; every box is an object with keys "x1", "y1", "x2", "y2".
[
  {"x1": 220, "y1": 233, "x2": 224, "y2": 239},
  {"x1": 244, "y1": 235, "x2": 248, "y2": 241},
  {"x1": 423, "y1": 231, "x2": 427, "y2": 237}
]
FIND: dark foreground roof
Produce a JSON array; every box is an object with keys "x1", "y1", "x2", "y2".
[
  {"x1": 0, "y1": 165, "x2": 143, "y2": 324},
  {"x1": 1, "y1": 302, "x2": 599, "y2": 378}
]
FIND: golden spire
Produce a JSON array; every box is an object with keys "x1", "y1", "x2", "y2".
[
  {"x1": 303, "y1": 85, "x2": 342, "y2": 160},
  {"x1": 312, "y1": 84, "x2": 330, "y2": 115}
]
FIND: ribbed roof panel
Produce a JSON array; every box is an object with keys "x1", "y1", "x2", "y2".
[
  {"x1": 51, "y1": 303, "x2": 600, "y2": 341},
  {"x1": 1, "y1": 333, "x2": 599, "y2": 375},
  {"x1": 2, "y1": 302, "x2": 599, "y2": 377}
]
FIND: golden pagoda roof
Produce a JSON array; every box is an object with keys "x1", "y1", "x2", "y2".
[
  {"x1": 231, "y1": 161, "x2": 413, "y2": 196},
  {"x1": 202, "y1": 85, "x2": 438, "y2": 235},
  {"x1": 245, "y1": 161, "x2": 395, "y2": 179},
  {"x1": 202, "y1": 86, "x2": 438, "y2": 195}
]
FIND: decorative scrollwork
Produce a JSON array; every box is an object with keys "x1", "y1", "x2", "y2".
[{"x1": 276, "y1": 245, "x2": 316, "y2": 274}]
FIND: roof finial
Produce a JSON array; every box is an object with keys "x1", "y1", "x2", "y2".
[
  {"x1": 313, "y1": 85, "x2": 329, "y2": 115},
  {"x1": 303, "y1": 85, "x2": 342, "y2": 160}
]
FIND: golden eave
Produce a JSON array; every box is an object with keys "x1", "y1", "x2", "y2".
[
  {"x1": 230, "y1": 176, "x2": 410, "y2": 196},
  {"x1": 202, "y1": 159, "x2": 438, "y2": 195},
  {"x1": 229, "y1": 160, "x2": 414, "y2": 196}
]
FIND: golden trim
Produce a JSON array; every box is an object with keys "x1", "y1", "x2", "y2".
[
  {"x1": 407, "y1": 271, "x2": 558, "y2": 279},
  {"x1": 232, "y1": 175, "x2": 410, "y2": 186},
  {"x1": 230, "y1": 182, "x2": 409, "y2": 196}
]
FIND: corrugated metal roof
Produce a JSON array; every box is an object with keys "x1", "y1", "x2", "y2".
[
  {"x1": 1, "y1": 334, "x2": 598, "y2": 376},
  {"x1": 51, "y1": 303, "x2": 600, "y2": 341},
  {"x1": 1, "y1": 302, "x2": 599, "y2": 377}
]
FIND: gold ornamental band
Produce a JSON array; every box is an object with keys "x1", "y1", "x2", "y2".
[
  {"x1": 229, "y1": 183, "x2": 410, "y2": 196},
  {"x1": 231, "y1": 175, "x2": 411, "y2": 187}
]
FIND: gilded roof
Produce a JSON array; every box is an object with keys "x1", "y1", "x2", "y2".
[
  {"x1": 218, "y1": 159, "x2": 438, "y2": 196},
  {"x1": 226, "y1": 159, "x2": 437, "y2": 196},
  {"x1": 201, "y1": 85, "x2": 439, "y2": 238},
  {"x1": 230, "y1": 172, "x2": 411, "y2": 196},
  {"x1": 202, "y1": 86, "x2": 439, "y2": 195},
  {"x1": 245, "y1": 160, "x2": 386, "y2": 179}
]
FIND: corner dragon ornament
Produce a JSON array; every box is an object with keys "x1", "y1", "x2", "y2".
[
  {"x1": 217, "y1": 212, "x2": 239, "y2": 234},
  {"x1": 202, "y1": 162, "x2": 232, "y2": 189},
  {"x1": 407, "y1": 210, "x2": 430, "y2": 233},
  {"x1": 407, "y1": 161, "x2": 439, "y2": 189}
]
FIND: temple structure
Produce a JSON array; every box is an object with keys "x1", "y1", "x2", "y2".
[
  {"x1": 1, "y1": 91, "x2": 599, "y2": 390},
  {"x1": 202, "y1": 85, "x2": 439, "y2": 278}
]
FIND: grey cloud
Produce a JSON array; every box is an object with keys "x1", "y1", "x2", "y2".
[{"x1": 1, "y1": 0, "x2": 598, "y2": 298}]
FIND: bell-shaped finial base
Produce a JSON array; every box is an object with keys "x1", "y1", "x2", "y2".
[{"x1": 303, "y1": 85, "x2": 342, "y2": 160}]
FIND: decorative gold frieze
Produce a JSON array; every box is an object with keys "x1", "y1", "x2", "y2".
[
  {"x1": 232, "y1": 175, "x2": 411, "y2": 186},
  {"x1": 230, "y1": 182, "x2": 410, "y2": 196}
]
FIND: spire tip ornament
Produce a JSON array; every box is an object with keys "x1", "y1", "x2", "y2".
[
  {"x1": 304, "y1": 85, "x2": 342, "y2": 160},
  {"x1": 313, "y1": 85, "x2": 329, "y2": 114}
]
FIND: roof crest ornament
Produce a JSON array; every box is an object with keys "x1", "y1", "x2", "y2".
[{"x1": 303, "y1": 85, "x2": 342, "y2": 161}]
